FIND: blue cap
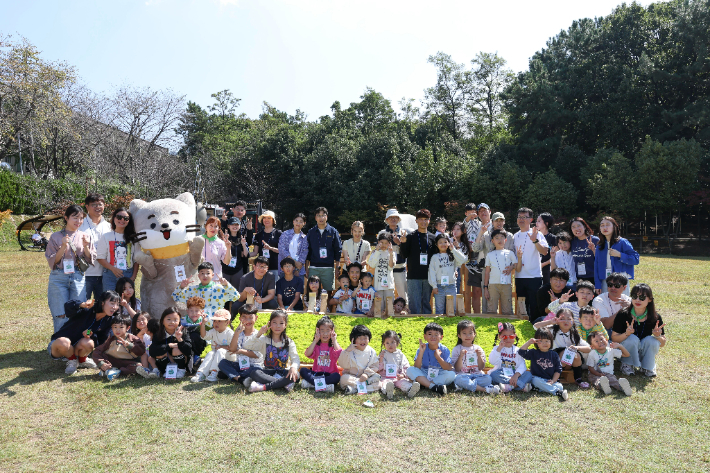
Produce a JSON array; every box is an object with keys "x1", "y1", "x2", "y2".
[{"x1": 478, "y1": 203, "x2": 490, "y2": 210}]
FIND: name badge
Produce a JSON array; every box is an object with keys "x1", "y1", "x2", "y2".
[
  {"x1": 356, "y1": 380, "x2": 368, "y2": 394},
  {"x1": 502, "y1": 366, "x2": 515, "y2": 377},
  {"x1": 262, "y1": 249, "x2": 270, "y2": 258},
  {"x1": 362, "y1": 299, "x2": 370, "y2": 311},
  {"x1": 165, "y1": 363, "x2": 178, "y2": 379},
  {"x1": 605, "y1": 268, "x2": 612, "y2": 278},
  {"x1": 238, "y1": 355, "x2": 250, "y2": 369},
  {"x1": 319, "y1": 247, "x2": 328, "y2": 258},
  {"x1": 116, "y1": 257, "x2": 128, "y2": 270},
  {"x1": 577, "y1": 262, "x2": 586, "y2": 275},
  {"x1": 441, "y1": 275, "x2": 449, "y2": 285},
  {"x1": 419, "y1": 254, "x2": 428, "y2": 265},
  {"x1": 381, "y1": 277, "x2": 388, "y2": 287},
  {"x1": 314, "y1": 377, "x2": 327, "y2": 392},
  {"x1": 229, "y1": 256, "x2": 238, "y2": 268},
  {"x1": 500, "y1": 273, "x2": 511, "y2": 285},
  {"x1": 63, "y1": 260, "x2": 75, "y2": 274},
  {"x1": 174, "y1": 265, "x2": 186, "y2": 282},
  {"x1": 465, "y1": 351, "x2": 478, "y2": 367},
  {"x1": 427, "y1": 367, "x2": 439, "y2": 381},
  {"x1": 385, "y1": 363, "x2": 397, "y2": 378},
  {"x1": 561, "y1": 346, "x2": 577, "y2": 366}
]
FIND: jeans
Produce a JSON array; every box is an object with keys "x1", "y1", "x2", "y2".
[
  {"x1": 619, "y1": 334, "x2": 661, "y2": 371},
  {"x1": 250, "y1": 368, "x2": 295, "y2": 391},
  {"x1": 102, "y1": 268, "x2": 135, "y2": 293},
  {"x1": 218, "y1": 359, "x2": 255, "y2": 381},
  {"x1": 515, "y1": 277, "x2": 543, "y2": 320},
  {"x1": 433, "y1": 284, "x2": 456, "y2": 314},
  {"x1": 454, "y1": 373, "x2": 493, "y2": 392},
  {"x1": 531, "y1": 375, "x2": 564, "y2": 395},
  {"x1": 48, "y1": 269, "x2": 86, "y2": 332},
  {"x1": 407, "y1": 279, "x2": 432, "y2": 315},
  {"x1": 299, "y1": 368, "x2": 341, "y2": 386},
  {"x1": 406, "y1": 366, "x2": 455, "y2": 386},
  {"x1": 489, "y1": 369, "x2": 533, "y2": 390},
  {"x1": 85, "y1": 275, "x2": 103, "y2": 301}
]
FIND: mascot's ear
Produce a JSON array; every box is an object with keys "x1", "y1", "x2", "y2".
[
  {"x1": 129, "y1": 198, "x2": 147, "y2": 214},
  {"x1": 175, "y1": 192, "x2": 196, "y2": 207},
  {"x1": 196, "y1": 203, "x2": 207, "y2": 226}
]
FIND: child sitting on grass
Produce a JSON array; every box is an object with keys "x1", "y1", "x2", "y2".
[
  {"x1": 535, "y1": 307, "x2": 591, "y2": 389},
  {"x1": 518, "y1": 328, "x2": 569, "y2": 401},
  {"x1": 452, "y1": 320, "x2": 499, "y2": 395},
  {"x1": 219, "y1": 305, "x2": 262, "y2": 386},
  {"x1": 191, "y1": 309, "x2": 235, "y2": 383},
  {"x1": 148, "y1": 307, "x2": 193, "y2": 379},
  {"x1": 339, "y1": 325, "x2": 381, "y2": 394},
  {"x1": 135, "y1": 316, "x2": 161, "y2": 378},
  {"x1": 93, "y1": 315, "x2": 146, "y2": 381},
  {"x1": 489, "y1": 322, "x2": 532, "y2": 393},
  {"x1": 300, "y1": 316, "x2": 342, "y2": 393},
  {"x1": 587, "y1": 331, "x2": 633, "y2": 396},
  {"x1": 378, "y1": 330, "x2": 419, "y2": 399},
  {"x1": 406, "y1": 323, "x2": 455, "y2": 395},
  {"x1": 244, "y1": 311, "x2": 300, "y2": 393},
  {"x1": 181, "y1": 296, "x2": 208, "y2": 367}
]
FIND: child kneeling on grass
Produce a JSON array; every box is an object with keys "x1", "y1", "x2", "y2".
[
  {"x1": 339, "y1": 325, "x2": 381, "y2": 394},
  {"x1": 587, "y1": 331, "x2": 632, "y2": 396},
  {"x1": 191, "y1": 309, "x2": 235, "y2": 383},
  {"x1": 93, "y1": 315, "x2": 146, "y2": 381},
  {"x1": 518, "y1": 328, "x2": 569, "y2": 401},
  {"x1": 300, "y1": 316, "x2": 342, "y2": 393},
  {"x1": 406, "y1": 323, "x2": 455, "y2": 395},
  {"x1": 378, "y1": 330, "x2": 419, "y2": 399},
  {"x1": 243, "y1": 310, "x2": 300, "y2": 393},
  {"x1": 147, "y1": 307, "x2": 193, "y2": 379}
]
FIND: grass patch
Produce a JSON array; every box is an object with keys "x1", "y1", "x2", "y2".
[{"x1": 0, "y1": 252, "x2": 709, "y2": 472}]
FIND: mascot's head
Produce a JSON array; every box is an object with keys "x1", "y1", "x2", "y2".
[{"x1": 130, "y1": 192, "x2": 201, "y2": 256}]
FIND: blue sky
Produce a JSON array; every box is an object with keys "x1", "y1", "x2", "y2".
[{"x1": 4, "y1": 0, "x2": 659, "y2": 120}]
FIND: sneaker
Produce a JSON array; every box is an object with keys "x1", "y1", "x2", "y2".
[
  {"x1": 106, "y1": 367, "x2": 121, "y2": 381},
  {"x1": 301, "y1": 379, "x2": 314, "y2": 389},
  {"x1": 575, "y1": 379, "x2": 590, "y2": 389},
  {"x1": 176, "y1": 369, "x2": 186, "y2": 379},
  {"x1": 148, "y1": 368, "x2": 160, "y2": 379},
  {"x1": 431, "y1": 384, "x2": 447, "y2": 395},
  {"x1": 190, "y1": 372, "x2": 206, "y2": 383},
  {"x1": 249, "y1": 381, "x2": 266, "y2": 393},
  {"x1": 408, "y1": 382, "x2": 420, "y2": 398},
  {"x1": 242, "y1": 377, "x2": 253, "y2": 389},
  {"x1": 343, "y1": 385, "x2": 356, "y2": 395},
  {"x1": 136, "y1": 366, "x2": 151, "y2": 378},
  {"x1": 621, "y1": 363, "x2": 635, "y2": 376},
  {"x1": 193, "y1": 355, "x2": 201, "y2": 365},
  {"x1": 385, "y1": 381, "x2": 394, "y2": 400},
  {"x1": 558, "y1": 389, "x2": 569, "y2": 401},
  {"x1": 326, "y1": 384, "x2": 335, "y2": 393},
  {"x1": 618, "y1": 377, "x2": 632, "y2": 396},
  {"x1": 598, "y1": 376, "x2": 611, "y2": 395},
  {"x1": 485, "y1": 385, "x2": 500, "y2": 395},
  {"x1": 65, "y1": 359, "x2": 79, "y2": 375},
  {"x1": 643, "y1": 368, "x2": 657, "y2": 378},
  {"x1": 206, "y1": 371, "x2": 219, "y2": 382},
  {"x1": 285, "y1": 382, "x2": 295, "y2": 393},
  {"x1": 522, "y1": 382, "x2": 532, "y2": 393},
  {"x1": 499, "y1": 383, "x2": 513, "y2": 394},
  {"x1": 78, "y1": 358, "x2": 97, "y2": 369}
]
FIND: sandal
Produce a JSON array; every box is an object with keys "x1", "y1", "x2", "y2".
[{"x1": 575, "y1": 378, "x2": 590, "y2": 389}]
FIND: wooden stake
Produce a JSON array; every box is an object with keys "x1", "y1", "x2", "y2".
[
  {"x1": 446, "y1": 295, "x2": 455, "y2": 317},
  {"x1": 246, "y1": 293, "x2": 254, "y2": 305},
  {"x1": 373, "y1": 296, "x2": 383, "y2": 318},
  {"x1": 456, "y1": 294, "x2": 465, "y2": 315},
  {"x1": 320, "y1": 292, "x2": 328, "y2": 314},
  {"x1": 308, "y1": 292, "x2": 316, "y2": 313},
  {"x1": 386, "y1": 296, "x2": 394, "y2": 316}
]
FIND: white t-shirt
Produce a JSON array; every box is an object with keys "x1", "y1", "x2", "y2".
[
  {"x1": 289, "y1": 233, "x2": 302, "y2": 260},
  {"x1": 342, "y1": 238, "x2": 371, "y2": 264},
  {"x1": 79, "y1": 217, "x2": 112, "y2": 276},
  {"x1": 587, "y1": 348, "x2": 622, "y2": 375},
  {"x1": 451, "y1": 344, "x2": 485, "y2": 375},
  {"x1": 514, "y1": 229, "x2": 549, "y2": 279},
  {"x1": 202, "y1": 327, "x2": 234, "y2": 349},
  {"x1": 333, "y1": 288, "x2": 354, "y2": 314},
  {"x1": 592, "y1": 293, "x2": 632, "y2": 320},
  {"x1": 97, "y1": 232, "x2": 132, "y2": 268},
  {"x1": 485, "y1": 249, "x2": 518, "y2": 285},
  {"x1": 554, "y1": 251, "x2": 577, "y2": 284}
]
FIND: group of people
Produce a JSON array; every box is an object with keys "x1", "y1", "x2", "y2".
[{"x1": 44, "y1": 194, "x2": 664, "y2": 396}]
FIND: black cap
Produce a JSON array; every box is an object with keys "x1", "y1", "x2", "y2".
[{"x1": 227, "y1": 217, "x2": 241, "y2": 225}]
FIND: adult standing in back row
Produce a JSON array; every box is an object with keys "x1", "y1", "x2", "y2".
[
  {"x1": 569, "y1": 217, "x2": 599, "y2": 285},
  {"x1": 306, "y1": 207, "x2": 342, "y2": 294},
  {"x1": 513, "y1": 207, "x2": 549, "y2": 320},
  {"x1": 399, "y1": 209, "x2": 436, "y2": 314},
  {"x1": 79, "y1": 193, "x2": 111, "y2": 301}
]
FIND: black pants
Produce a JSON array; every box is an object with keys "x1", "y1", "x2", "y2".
[
  {"x1": 515, "y1": 277, "x2": 543, "y2": 321},
  {"x1": 249, "y1": 368, "x2": 293, "y2": 391}
]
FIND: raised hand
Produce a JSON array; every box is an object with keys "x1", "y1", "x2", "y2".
[
  {"x1": 652, "y1": 321, "x2": 666, "y2": 337},
  {"x1": 550, "y1": 246, "x2": 559, "y2": 257},
  {"x1": 175, "y1": 325, "x2": 183, "y2": 342},
  {"x1": 531, "y1": 226, "x2": 539, "y2": 240},
  {"x1": 80, "y1": 299, "x2": 95, "y2": 309},
  {"x1": 235, "y1": 322, "x2": 244, "y2": 334},
  {"x1": 587, "y1": 236, "x2": 596, "y2": 254},
  {"x1": 624, "y1": 321, "x2": 635, "y2": 336},
  {"x1": 81, "y1": 233, "x2": 91, "y2": 247},
  {"x1": 180, "y1": 278, "x2": 190, "y2": 289},
  {"x1": 419, "y1": 338, "x2": 426, "y2": 351},
  {"x1": 61, "y1": 235, "x2": 71, "y2": 249},
  {"x1": 517, "y1": 246, "x2": 524, "y2": 259},
  {"x1": 548, "y1": 290, "x2": 558, "y2": 302},
  {"x1": 559, "y1": 289, "x2": 573, "y2": 303},
  {"x1": 314, "y1": 327, "x2": 321, "y2": 341},
  {"x1": 257, "y1": 324, "x2": 269, "y2": 337}
]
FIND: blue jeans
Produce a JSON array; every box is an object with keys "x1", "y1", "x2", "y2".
[
  {"x1": 515, "y1": 277, "x2": 543, "y2": 320},
  {"x1": 85, "y1": 275, "x2": 103, "y2": 301},
  {"x1": 489, "y1": 369, "x2": 533, "y2": 390},
  {"x1": 407, "y1": 279, "x2": 432, "y2": 315},
  {"x1": 102, "y1": 268, "x2": 135, "y2": 293},
  {"x1": 433, "y1": 284, "x2": 456, "y2": 314},
  {"x1": 299, "y1": 368, "x2": 341, "y2": 386},
  {"x1": 531, "y1": 375, "x2": 564, "y2": 395},
  {"x1": 48, "y1": 269, "x2": 86, "y2": 332},
  {"x1": 454, "y1": 373, "x2": 493, "y2": 392},
  {"x1": 620, "y1": 334, "x2": 661, "y2": 371},
  {"x1": 218, "y1": 359, "x2": 255, "y2": 381},
  {"x1": 406, "y1": 366, "x2": 455, "y2": 387}
]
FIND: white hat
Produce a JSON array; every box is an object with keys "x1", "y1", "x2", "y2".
[
  {"x1": 384, "y1": 209, "x2": 401, "y2": 224},
  {"x1": 258, "y1": 210, "x2": 276, "y2": 224}
]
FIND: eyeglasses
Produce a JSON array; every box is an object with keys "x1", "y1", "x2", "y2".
[
  {"x1": 115, "y1": 215, "x2": 130, "y2": 221},
  {"x1": 631, "y1": 294, "x2": 649, "y2": 301},
  {"x1": 500, "y1": 335, "x2": 516, "y2": 340},
  {"x1": 89, "y1": 203, "x2": 104, "y2": 208},
  {"x1": 606, "y1": 282, "x2": 622, "y2": 289}
]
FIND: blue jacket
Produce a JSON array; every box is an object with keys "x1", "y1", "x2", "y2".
[
  {"x1": 306, "y1": 224, "x2": 342, "y2": 267},
  {"x1": 277, "y1": 229, "x2": 309, "y2": 276},
  {"x1": 593, "y1": 237, "x2": 640, "y2": 289}
]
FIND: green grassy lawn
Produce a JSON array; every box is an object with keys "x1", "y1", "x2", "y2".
[{"x1": 0, "y1": 241, "x2": 709, "y2": 471}]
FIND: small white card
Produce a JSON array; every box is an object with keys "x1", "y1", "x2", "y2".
[
  {"x1": 441, "y1": 275, "x2": 449, "y2": 285},
  {"x1": 500, "y1": 274, "x2": 511, "y2": 285},
  {"x1": 419, "y1": 254, "x2": 428, "y2": 265},
  {"x1": 502, "y1": 366, "x2": 515, "y2": 377},
  {"x1": 229, "y1": 257, "x2": 238, "y2": 268},
  {"x1": 314, "y1": 377, "x2": 327, "y2": 392},
  {"x1": 577, "y1": 262, "x2": 586, "y2": 275},
  {"x1": 165, "y1": 363, "x2": 178, "y2": 379},
  {"x1": 238, "y1": 355, "x2": 250, "y2": 369},
  {"x1": 465, "y1": 351, "x2": 478, "y2": 367},
  {"x1": 356, "y1": 381, "x2": 368, "y2": 394},
  {"x1": 362, "y1": 299, "x2": 370, "y2": 311},
  {"x1": 262, "y1": 249, "x2": 270, "y2": 258},
  {"x1": 319, "y1": 247, "x2": 328, "y2": 258},
  {"x1": 116, "y1": 257, "x2": 128, "y2": 270},
  {"x1": 427, "y1": 367, "x2": 439, "y2": 381},
  {"x1": 381, "y1": 278, "x2": 388, "y2": 287},
  {"x1": 63, "y1": 260, "x2": 75, "y2": 274},
  {"x1": 561, "y1": 347, "x2": 577, "y2": 365},
  {"x1": 385, "y1": 363, "x2": 397, "y2": 378},
  {"x1": 606, "y1": 268, "x2": 612, "y2": 278},
  {"x1": 174, "y1": 265, "x2": 186, "y2": 282}
]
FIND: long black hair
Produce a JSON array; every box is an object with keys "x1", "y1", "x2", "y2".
[
  {"x1": 456, "y1": 319, "x2": 477, "y2": 346},
  {"x1": 620, "y1": 284, "x2": 659, "y2": 326},
  {"x1": 110, "y1": 207, "x2": 136, "y2": 242},
  {"x1": 551, "y1": 307, "x2": 581, "y2": 345},
  {"x1": 153, "y1": 306, "x2": 181, "y2": 343},
  {"x1": 131, "y1": 311, "x2": 151, "y2": 335},
  {"x1": 116, "y1": 277, "x2": 138, "y2": 311},
  {"x1": 268, "y1": 310, "x2": 290, "y2": 349},
  {"x1": 96, "y1": 290, "x2": 120, "y2": 316},
  {"x1": 315, "y1": 315, "x2": 335, "y2": 347},
  {"x1": 597, "y1": 216, "x2": 621, "y2": 250},
  {"x1": 433, "y1": 233, "x2": 454, "y2": 262}
]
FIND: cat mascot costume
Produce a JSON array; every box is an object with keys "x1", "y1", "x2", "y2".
[{"x1": 130, "y1": 193, "x2": 205, "y2": 315}]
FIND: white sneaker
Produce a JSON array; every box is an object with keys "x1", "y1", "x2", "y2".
[
  {"x1": 598, "y1": 376, "x2": 611, "y2": 395},
  {"x1": 643, "y1": 368, "x2": 657, "y2": 378},
  {"x1": 285, "y1": 382, "x2": 295, "y2": 393},
  {"x1": 65, "y1": 359, "x2": 79, "y2": 375},
  {"x1": 249, "y1": 381, "x2": 266, "y2": 393},
  {"x1": 485, "y1": 385, "x2": 500, "y2": 395},
  {"x1": 136, "y1": 366, "x2": 151, "y2": 378},
  {"x1": 79, "y1": 358, "x2": 97, "y2": 369},
  {"x1": 243, "y1": 377, "x2": 253, "y2": 388},
  {"x1": 385, "y1": 381, "x2": 394, "y2": 400},
  {"x1": 190, "y1": 373, "x2": 205, "y2": 383},
  {"x1": 559, "y1": 389, "x2": 569, "y2": 401},
  {"x1": 499, "y1": 383, "x2": 513, "y2": 394},
  {"x1": 408, "y1": 381, "x2": 420, "y2": 398},
  {"x1": 301, "y1": 379, "x2": 314, "y2": 389},
  {"x1": 148, "y1": 368, "x2": 160, "y2": 379},
  {"x1": 206, "y1": 371, "x2": 219, "y2": 382},
  {"x1": 106, "y1": 368, "x2": 121, "y2": 381},
  {"x1": 619, "y1": 377, "x2": 632, "y2": 396},
  {"x1": 176, "y1": 369, "x2": 186, "y2": 379},
  {"x1": 326, "y1": 384, "x2": 335, "y2": 393},
  {"x1": 523, "y1": 383, "x2": 532, "y2": 393},
  {"x1": 621, "y1": 363, "x2": 635, "y2": 376}
]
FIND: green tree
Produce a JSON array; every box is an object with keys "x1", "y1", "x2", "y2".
[{"x1": 521, "y1": 169, "x2": 578, "y2": 218}]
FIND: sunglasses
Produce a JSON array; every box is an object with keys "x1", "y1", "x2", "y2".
[
  {"x1": 631, "y1": 294, "x2": 649, "y2": 301},
  {"x1": 500, "y1": 334, "x2": 516, "y2": 340},
  {"x1": 115, "y1": 215, "x2": 130, "y2": 221},
  {"x1": 606, "y1": 282, "x2": 623, "y2": 288}
]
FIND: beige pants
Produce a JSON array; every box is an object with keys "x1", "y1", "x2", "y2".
[
  {"x1": 375, "y1": 289, "x2": 394, "y2": 312},
  {"x1": 340, "y1": 373, "x2": 381, "y2": 392},
  {"x1": 393, "y1": 270, "x2": 407, "y2": 303},
  {"x1": 487, "y1": 283, "x2": 513, "y2": 315}
]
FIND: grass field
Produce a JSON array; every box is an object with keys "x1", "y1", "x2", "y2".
[{"x1": 0, "y1": 241, "x2": 709, "y2": 472}]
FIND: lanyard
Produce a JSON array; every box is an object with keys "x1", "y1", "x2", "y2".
[
  {"x1": 355, "y1": 240, "x2": 363, "y2": 262},
  {"x1": 417, "y1": 232, "x2": 428, "y2": 255},
  {"x1": 263, "y1": 230, "x2": 276, "y2": 247},
  {"x1": 494, "y1": 251, "x2": 506, "y2": 275},
  {"x1": 517, "y1": 231, "x2": 530, "y2": 257},
  {"x1": 59, "y1": 230, "x2": 77, "y2": 269}
]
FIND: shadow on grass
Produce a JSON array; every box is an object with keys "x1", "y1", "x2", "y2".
[{"x1": 0, "y1": 349, "x2": 92, "y2": 396}]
